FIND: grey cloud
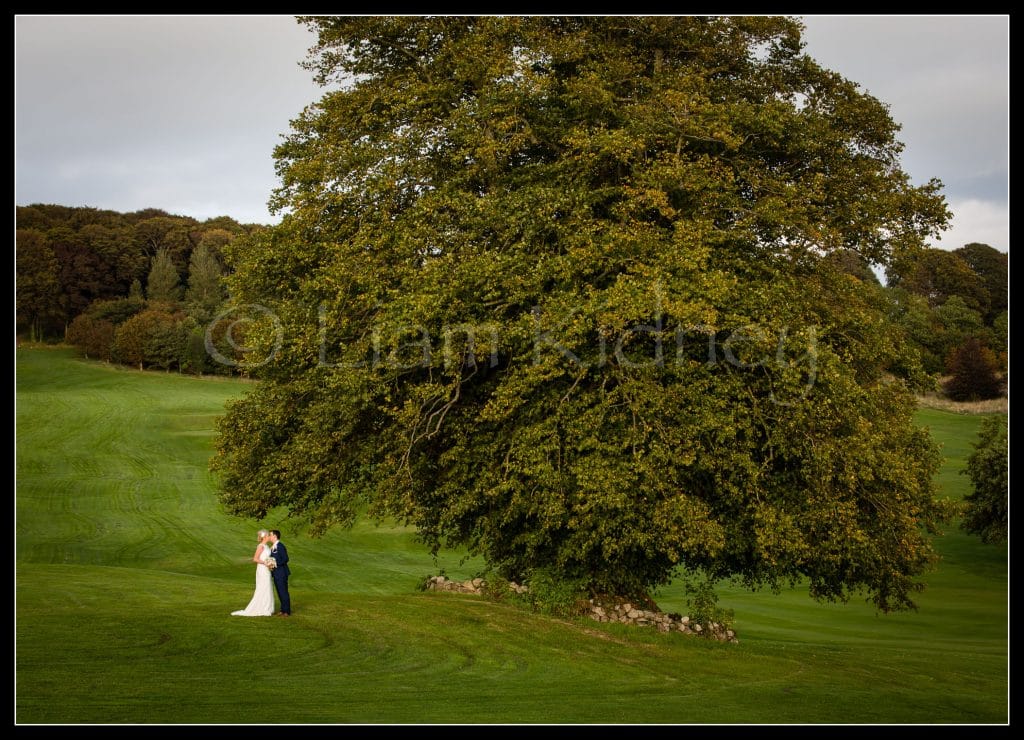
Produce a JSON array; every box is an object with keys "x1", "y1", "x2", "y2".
[{"x1": 15, "y1": 15, "x2": 1010, "y2": 246}]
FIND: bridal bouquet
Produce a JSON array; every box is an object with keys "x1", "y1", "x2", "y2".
[{"x1": 266, "y1": 557, "x2": 277, "y2": 570}]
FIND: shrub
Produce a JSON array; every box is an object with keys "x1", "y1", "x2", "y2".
[
  {"x1": 684, "y1": 577, "x2": 735, "y2": 633},
  {"x1": 66, "y1": 314, "x2": 116, "y2": 361},
  {"x1": 113, "y1": 308, "x2": 181, "y2": 370},
  {"x1": 524, "y1": 568, "x2": 590, "y2": 617}
]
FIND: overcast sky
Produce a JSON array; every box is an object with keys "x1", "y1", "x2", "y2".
[{"x1": 15, "y1": 14, "x2": 1009, "y2": 253}]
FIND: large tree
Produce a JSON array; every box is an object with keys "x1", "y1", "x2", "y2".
[
  {"x1": 79, "y1": 222, "x2": 142, "y2": 295},
  {"x1": 886, "y1": 246, "x2": 988, "y2": 314},
  {"x1": 213, "y1": 16, "x2": 955, "y2": 611},
  {"x1": 48, "y1": 226, "x2": 119, "y2": 325},
  {"x1": 954, "y1": 242, "x2": 1008, "y2": 323},
  {"x1": 134, "y1": 215, "x2": 197, "y2": 275}
]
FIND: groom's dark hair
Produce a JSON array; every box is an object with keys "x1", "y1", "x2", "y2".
[{"x1": 270, "y1": 530, "x2": 282, "y2": 539}]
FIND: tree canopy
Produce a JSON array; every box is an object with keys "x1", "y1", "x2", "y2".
[
  {"x1": 213, "y1": 16, "x2": 957, "y2": 611},
  {"x1": 954, "y1": 242, "x2": 1008, "y2": 323}
]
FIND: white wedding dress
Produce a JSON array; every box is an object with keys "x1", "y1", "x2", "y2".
[{"x1": 232, "y1": 543, "x2": 274, "y2": 617}]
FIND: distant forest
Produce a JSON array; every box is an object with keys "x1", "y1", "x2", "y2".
[
  {"x1": 16, "y1": 204, "x2": 264, "y2": 375},
  {"x1": 16, "y1": 203, "x2": 1007, "y2": 399}
]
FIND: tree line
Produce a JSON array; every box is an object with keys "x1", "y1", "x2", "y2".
[
  {"x1": 17, "y1": 202, "x2": 1005, "y2": 396},
  {"x1": 16, "y1": 204, "x2": 264, "y2": 374}
]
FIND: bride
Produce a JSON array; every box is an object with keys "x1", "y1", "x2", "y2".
[{"x1": 231, "y1": 529, "x2": 275, "y2": 617}]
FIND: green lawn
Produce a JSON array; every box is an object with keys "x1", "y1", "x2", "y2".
[{"x1": 15, "y1": 347, "x2": 1008, "y2": 723}]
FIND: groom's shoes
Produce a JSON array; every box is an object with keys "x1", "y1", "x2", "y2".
[{"x1": 277, "y1": 612, "x2": 290, "y2": 617}]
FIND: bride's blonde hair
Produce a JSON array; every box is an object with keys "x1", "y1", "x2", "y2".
[{"x1": 257, "y1": 529, "x2": 270, "y2": 541}]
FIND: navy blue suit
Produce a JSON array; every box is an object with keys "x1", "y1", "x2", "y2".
[{"x1": 270, "y1": 541, "x2": 291, "y2": 614}]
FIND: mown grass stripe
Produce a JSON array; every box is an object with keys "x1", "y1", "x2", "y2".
[{"x1": 16, "y1": 347, "x2": 1007, "y2": 723}]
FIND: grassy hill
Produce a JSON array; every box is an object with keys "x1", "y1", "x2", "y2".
[{"x1": 15, "y1": 347, "x2": 1007, "y2": 723}]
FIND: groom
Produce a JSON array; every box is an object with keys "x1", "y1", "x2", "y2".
[{"x1": 268, "y1": 530, "x2": 291, "y2": 617}]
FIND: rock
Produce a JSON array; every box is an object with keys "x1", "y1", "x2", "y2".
[
  {"x1": 627, "y1": 609, "x2": 639, "y2": 619},
  {"x1": 726, "y1": 630, "x2": 735, "y2": 639},
  {"x1": 680, "y1": 616, "x2": 689, "y2": 624},
  {"x1": 622, "y1": 603, "x2": 632, "y2": 612},
  {"x1": 693, "y1": 623, "x2": 703, "y2": 633},
  {"x1": 472, "y1": 578, "x2": 484, "y2": 588}
]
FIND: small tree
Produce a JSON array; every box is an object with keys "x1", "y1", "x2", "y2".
[
  {"x1": 961, "y1": 416, "x2": 1008, "y2": 544},
  {"x1": 943, "y1": 337, "x2": 1001, "y2": 401},
  {"x1": 113, "y1": 308, "x2": 179, "y2": 370},
  {"x1": 66, "y1": 314, "x2": 116, "y2": 361},
  {"x1": 146, "y1": 319, "x2": 188, "y2": 371},
  {"x1": 184, "y1": 242, "x2": 225, "y2": 322},
  {"x1": 181, "y1": 319, "x2": 213, "y2": 375},
  {"x1": 146, "y1": 248, "x2": 181, "y2": 303}
]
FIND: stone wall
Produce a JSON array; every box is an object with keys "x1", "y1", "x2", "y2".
[
  {"x1": 587, "y1": 596, "x2": 738, "y2": 642},
  {"x1": 425, "y1": 575, "x2": 527, "y2": 595},
  {"x1": 426, "y1": 575, "x2": 488, "y2": 594},
  {"x1": 424, "y1": 576, "x2": 737, "y2": 643}
]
